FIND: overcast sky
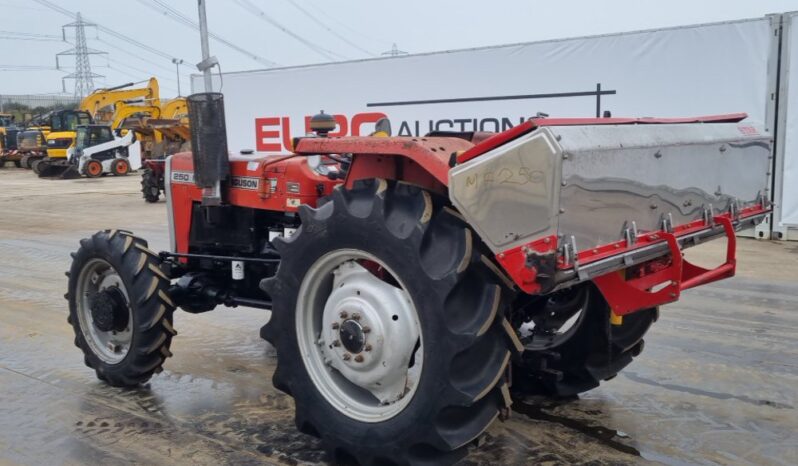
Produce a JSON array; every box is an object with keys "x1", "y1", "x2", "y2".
[{"x1": 0, "y1": 0, "x2": 795, "y2": 97}]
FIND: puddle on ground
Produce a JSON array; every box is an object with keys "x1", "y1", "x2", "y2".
[{"x1": 512, "y1": 398, "x2": 641, "y2": 457}]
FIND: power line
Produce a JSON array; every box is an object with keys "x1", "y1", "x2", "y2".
[
  {"x1": 280, "y1": 0, "x2": 375, "y2": 56},
  {"x1": 95, "y1": 38, "x2": 178, "y2": 75},
  {"x1": 0, "y1": 1, "x2": 49, "y2": 12},
  {"x1": 305, "y1": 0, "x2": 393, "y2": 47},
  {"x1": 0, "y1": 65, "x2": 59, "y2": 71},
  {"x1": 105, "y1": 65, "x2": 180, "y2": 95},
  {"x1": 31, "y1": 0, "x2": 188, "y2": 63},
  {"x1": 0, "y1": 30, "x2": 62, "y2": 39},
  {"x1": 136, "y1": 0, "x2": 278, "y2": 67},
  {"x1": 104, "y1": 56, "x2": 178, "y2": 84},
  {"x1": 233, "y1": 0, "x2": 348, "y2": 61},
  {"x1": 0, "y1": 35, "x2": 63, "y2": 42}
]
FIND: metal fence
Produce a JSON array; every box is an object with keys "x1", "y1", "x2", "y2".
[{"x1": 0, "y1": 94, "x2": 80, "y2": 122}]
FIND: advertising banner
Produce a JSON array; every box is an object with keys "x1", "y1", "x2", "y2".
[{"x1": 193, "y1": 18, "x2": 774, "y2": 157}]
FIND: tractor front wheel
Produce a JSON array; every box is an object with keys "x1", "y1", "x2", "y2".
[
  {"x1": 141, "y1": 168, "x2": 161, "y2": 203},
  {"x1": 66, "y1": 230, "x2": 176, "y2": 387},
  {"x1": 262, "y1": 180, "x2": 515, "y2": 465}
]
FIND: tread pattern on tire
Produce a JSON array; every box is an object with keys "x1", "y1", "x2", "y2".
[
  {"x1": 140, "y1": 168, "x2": 161, "y2": 203},
  {"x1": 513, "y1": 289, "x2": 657, "y2": 398},
  {"x1": 66, "y1": 230, "x2": 175, "y2": 387},
  {"x1": 261, "y1": 179, "x2": 515, "y2": 466}
]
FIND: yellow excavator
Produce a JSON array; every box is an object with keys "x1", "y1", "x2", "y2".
[{"x1": 35, "y1": 78, "x2": 161, "y2": 178}]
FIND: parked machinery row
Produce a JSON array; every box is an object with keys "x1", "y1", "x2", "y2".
[{"x1": 0, "y1": 78, "x2": 189, "y2": 181}]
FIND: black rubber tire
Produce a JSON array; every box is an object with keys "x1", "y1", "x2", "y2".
[
  {"x1": 13, "y1": 159, "x2": 21, "y2": 168},
  {"x1": 85, "y1": 159, "x2": 103, "y2": 178},
  {"x1": 31, "y1": 158, "x2": 44, "y2": 175},
  {"x1": 512, "y1": 286, "x2": 657, "y2": 398},
  {"x1": 66, "y1": 230, "x2": 176, "y2": 387},
  {"x1": 20, "y1": 155, "x2": 31, "y2": 169},
  {"x1": 111, "y1": 158, "x2": 130, "y2": 176},
  {"x1": 141, "y1": 168, "x2": 160, "y2": 203},
  {"x1": 262, "y1": 179, "x2": 517, "y2": 466}
]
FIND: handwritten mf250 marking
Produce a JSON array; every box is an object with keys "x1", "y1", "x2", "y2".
[{"x1": 464, "y1": 166, "x2": 546, "y2": 190}]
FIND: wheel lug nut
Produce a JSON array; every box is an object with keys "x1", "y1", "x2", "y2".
[
  {"x1": 339, "y1": 311, "x2": 348, "y2": 319},
  {"x1": 362, "y1": 326, "x2": 371, "y2": 333},
  {"x1": 351, "y1": 312, "x2": 361, "y2": 321},
  {"x1": 354, "y1": 354, "x2": 364, "y2": 363},
  {"x1": 342, "y1": 353, "x2": 351, "y2": 361},
  {"x1": 331, "y1": 322, "x2": 339, "y2": 329},
  {"x1": 333, "y1": 340, "x2": 341, "y2": 347},
  {"x1": 364, "y1": 344, "x2": 372, "y2": 352}
]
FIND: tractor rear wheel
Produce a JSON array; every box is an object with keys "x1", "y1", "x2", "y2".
[
  {"x1": 66, "y1": 230, "x2": 176, "y2": 387},
  {"x1": 262, "y1": 179, "x2": 516, "y2": 465},
  {"x1": 111, "y1": 158, "x2": 130, "y2": 176},
  {"x1": 85, "y1": 159, "x2": 103, "y2": 178},
  {"x1": 141, "y1": 168, "x2": 160, "y2": 203},
  {"x1": 511, "y1": 285, "x2": 657, "y2": 398}
]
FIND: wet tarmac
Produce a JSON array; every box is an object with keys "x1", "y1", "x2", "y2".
[{"x1": 0, "y1": 167, "x2": 796, "y2": 465}]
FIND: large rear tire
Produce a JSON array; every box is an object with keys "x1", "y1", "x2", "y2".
[
  {"x1": 66, "y1": 230, "x2": 176, "y2": 387},
  {"x1": 141, "y1": 168, "x2": 161, "y2": 203},
  {"x1": 511, "y1": 285, "x2": 657, "y2": 398},
  {"x1": 262, "y1": 179, "x2": 517, "y2": 465}
]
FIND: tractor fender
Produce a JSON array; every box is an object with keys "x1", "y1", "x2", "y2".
[{"x1": 293, "y1": 136, "x2": 474, "y2": 193}]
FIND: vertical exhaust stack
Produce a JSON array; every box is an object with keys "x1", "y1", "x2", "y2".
[{"x1": 187, "y1": 92, "x2": 229, "y2": 205}]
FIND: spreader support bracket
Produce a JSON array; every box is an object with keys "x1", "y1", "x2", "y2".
[{"x1": 593, "y1": 215, "x2": 737, "y2": 316}]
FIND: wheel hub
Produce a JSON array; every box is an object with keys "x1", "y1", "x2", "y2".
[
  {"x1": 339, "y1": 319, "x2": 366, "y2": 354},
  {"x1": 76, "y1": 258, "x2": 134, "y2": 364},
  {"x1": 319, "y1": 260, "x2": 420, "y2": 405},
  {"x1": 90, "y1": 286, "x2": 129, "y2": 332}
]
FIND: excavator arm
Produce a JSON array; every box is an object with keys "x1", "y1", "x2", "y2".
[{"x1": 80, "y1": 78, "x2": 161, "y2": 124}]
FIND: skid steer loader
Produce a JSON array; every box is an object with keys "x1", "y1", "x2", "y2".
[
  {"x1": 71, "y1": 125, "x2": 142, "y2": 177},
  {"x1": 66, "y1": 93, "x2": 771, "y2": 465}
]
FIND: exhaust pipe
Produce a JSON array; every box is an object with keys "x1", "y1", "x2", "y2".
[{"x1": 187, "y1": 92, "x2": 229, "y2": 205}]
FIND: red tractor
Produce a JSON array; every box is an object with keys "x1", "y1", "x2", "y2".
[{"x1": 66, "y1": 93, "x2": 771, "y2": 465}]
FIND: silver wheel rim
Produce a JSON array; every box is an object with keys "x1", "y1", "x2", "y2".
[
  {"x1": 75, "y1": 258, "x2": 133, "y2": 364},
  {"x1": 296, "y1": 249, "x2": 423, "y2": 423}
]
